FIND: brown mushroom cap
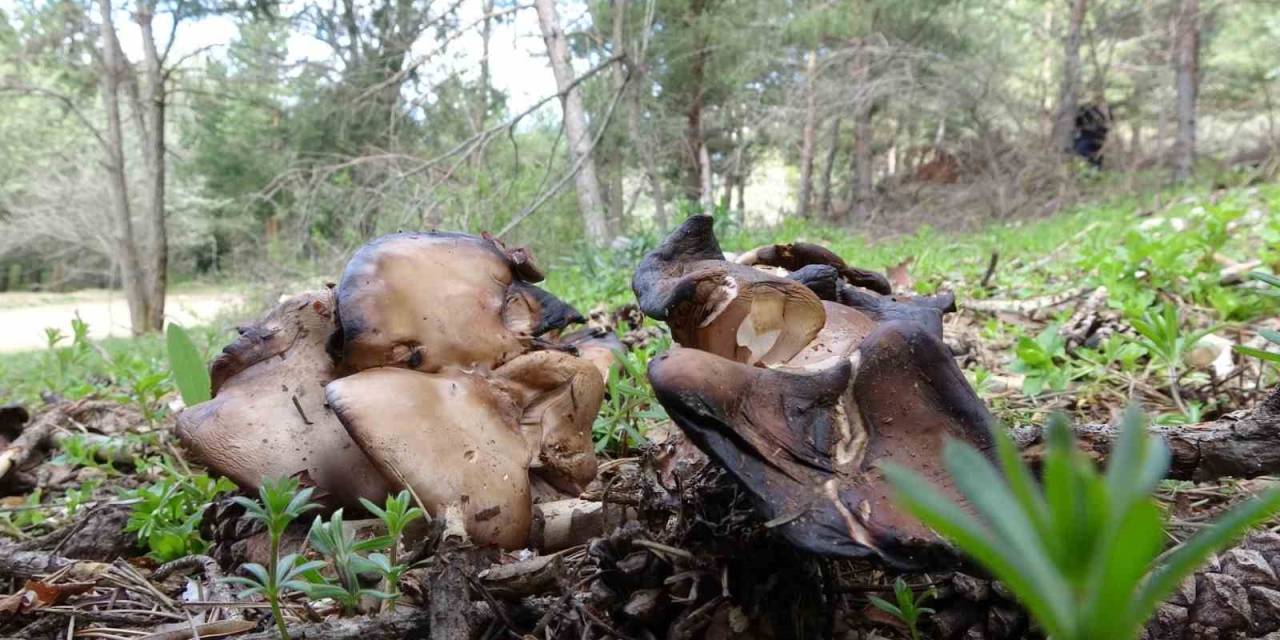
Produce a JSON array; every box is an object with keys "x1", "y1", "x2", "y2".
[
  {"x1": 176, "y1": 292, "x2": 394, "y2": 510},
  {"x1": 492, "y1": 350, "x2": 604, "y2": 495},
  {"x1": 633, "y1": 216, "x2": 826, "y2": 365},
  {"x1": 334, "y1": 232, "x2": 549, "y2": 373},
  {"x1": 786, "y1": 264, "x2": 956, "y2": 339},
  {"x1": 326, "y1": 367, "x2": 533, "y2": 549},
  {"x1": 736, "y1": 242, "x2": 893, "y2": 295},
  {"x1": 646, "y1": 320, "x2": 996, "y2": 568}
]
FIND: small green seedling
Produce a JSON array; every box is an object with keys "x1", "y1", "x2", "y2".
[
  {"x1": 222, "y1": 477, "x2": 319, "y2": 640},
  {"x1": 300, "y1": 509, "x2": 396, "y2": 615},
  {"x1": 359, "y1": 490, "x2": 425, "y2": 609},
  {"x1": 883, "y1": 407, "x2": 1280, "y2": 640},
  {"x1": 868, "y1": 577, "x2": 936, "y2": 640}
]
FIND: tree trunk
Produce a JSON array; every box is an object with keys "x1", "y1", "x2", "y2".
[
  {"x1": 698, "y1": 143, "x2": 713, "y2": 211},
  {"x1": 681, "y1": 0, "x2": 708, "y2": 207},
  {"x1": 1052, "y1": 0, "x2": 1088, "y2": 153},
  {"x1": 796, "y1": 50, "x2": 819, "y2": 218},
  {"x1": 136, "y1": 0, "x2": 167, "y2": 332},
  {"x1": 1172, "y1": 0, "x2": 1199, "y2": 182},
  {"x1": 605, "y1": 0, "x2": 628, "y2": 236},
  {"x1": 96, "y1": 0, "x2": 148, "y2": 335},
  {"x1": 850, "y1": 44, "x2": 874, "y2": 221},
  {"x1": 819, "y1": 117, "x2": 842, "y2": 219},
  {"x1": 533, "y1": 0, "x2": 609, "y2": 247},
  {"x1": 477, "y1": 0, "x2": 494, "y2": 129}
]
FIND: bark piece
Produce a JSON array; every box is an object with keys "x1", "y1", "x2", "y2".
[
  {"x1": 1192, "y1": 573, "x2": 1252, "y2": 630},
  {"x1": 1012, "y1": 388, "x2": 1280, "y2": 482},
  {"x1": 232, "y1": 608, "x2": 430, "y2": 640},
  {"x1": 478, "y1": 554, "x2": 564, "y2": 599}
]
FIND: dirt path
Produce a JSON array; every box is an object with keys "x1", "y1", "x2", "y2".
[{"x1": 0, "y1": 289, "x2": 242, "y2": 353}]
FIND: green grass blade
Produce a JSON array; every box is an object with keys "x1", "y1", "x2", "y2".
[
  {"x1": 1131, "y1": 487, "x2": 1280, "y2": 626},
  {"x1": 166, "y1": 324, "x2": 211, "y2": 406},
  {"x1": 1234, "y1": 345, "x2": 1280, "y2": 363},
  {"x1": 882, "y1": 462, "x2": 1074, "y2": 638}
]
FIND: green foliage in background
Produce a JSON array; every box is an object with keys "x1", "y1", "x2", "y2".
[{"x1": 883, "y1": 408, "x2": 1280, "y2": 640}]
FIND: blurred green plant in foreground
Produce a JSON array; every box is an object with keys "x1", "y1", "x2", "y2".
[{"x1": 884, "y1": 408, "x2": 1280, "y2": 640}]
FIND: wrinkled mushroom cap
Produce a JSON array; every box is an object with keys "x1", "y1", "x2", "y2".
[
  {"x1": 326, "y1": 367, "x2": 533, "y2": 549},
  {"x1": 177, "y1": 291, "x2": 394, "y2": 510},
  {"x1": 633, "y1": 216, "x2": 826, "y2": 365},
  {"x1": 335, "y1": 232, "x2": 551, "y2": 373},
  {"x1": 647, "y1": 320, "x2": 995, "y2": 568},
  {"x1": 492, "y1": 350, "x2": 604, "y2": 495}
]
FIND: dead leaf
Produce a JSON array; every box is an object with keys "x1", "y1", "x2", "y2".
[
  {"x1": 0, "y1": 579, "x2": 95, "y2": 618},
  {"x1": 887, "y1": 257, "x2": 914, "y2": 293}
]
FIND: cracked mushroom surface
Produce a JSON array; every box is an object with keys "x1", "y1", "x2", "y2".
[
  {"x1": 326, "y1": 353, "x2": 603, "y2": 549},
  {"x1": 632, "y1": 215, "x2": 826, "y2": 366},
  {"x1": 176, "y1": 291, "x2": 394, "y2": 510},
  {"x1": 333, "y1": 231, "x2": 567, "y2": 373},
  {"x1": 637, "y1": 221, "x2": 996, "y2": 567}
]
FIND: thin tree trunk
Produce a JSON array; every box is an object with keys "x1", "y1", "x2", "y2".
[
  {"x1": 1052, "y1": 0, "x2": 1088, "y2": 153},
  {"x1": 1039, "y1": 1, "x2": 1056, "y2": 138},
  {"x1": 477, "y1": 0, "x2": 493, "y2": 129},
  {"x1": 682, "y1": 0, "x2": 708, "y2": 206},
  {"x1": 136, "y1": 0, "x2": 167, "y2": 332},
  {"x1": 1172, "y1": 0, "x2": 1199, "y2": 182},
  {"x1": 534, "y1": 0, "x2": 609, "y2": 246},
  {"x1": 850, "y1": 44, "x2": 874, "y2": 221},
  {"x1": 698, "y1": 143, "x2": 713, "y2": 211},
  {"x1": 605, "y1": 0, "x2": 627, "y2": 236},
  {"x1": 819, "y1": 117, "x2": 842, "y2": 219},
  {"x1": 796, "y1": 50, "x2": 818, "y2": 218},
  {"x1": 96, "y1": 0, "x2": 148, "y2": 335}
]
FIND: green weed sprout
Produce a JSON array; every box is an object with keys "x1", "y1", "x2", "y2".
[
  {"x1": 223, "y1": 477, "x2": 320, "y2": 640},
  {"x1": 301, "y1": 509, "x2": 396, "y2": 615},
  {"x1": 359, "y1": 490, "x2": 425, "y2": 609},
  {"x1": 868, "y1": 577, "x2": 936, "y2": 640},
  {"x1": 1130, "y1": 304, "x2": 1216, "y2": 416},
  {"x1": 883, "y1": 407, "x2": 1280, "y2": 640}
]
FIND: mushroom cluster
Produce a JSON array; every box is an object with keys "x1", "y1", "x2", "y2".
[
  {"x1": 177, "y1": 232, "x2": 604, "y2": 550},
  {"x1": 634, "y1": 216, "x2": 996, "y2": 568}
]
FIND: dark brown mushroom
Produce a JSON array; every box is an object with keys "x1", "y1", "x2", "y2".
[
  {"x1": 632, "y1": 216, "x2": 826, "y2": 365},
  {"x1": 333, "y1": 232, "x2": 554, "y2": 373},
  {"x1": 736, "y1": 241, "x2": 893, "y2": 295},
  {"x1": 177, "y1": 291, "x2": 394, "y2": 510},
  {"x1": 646, "y1": 320, "x2": 996, "y2": 567},
  {"x1": 787, "y1": 264, "x2": 956, "y2": 339}
]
